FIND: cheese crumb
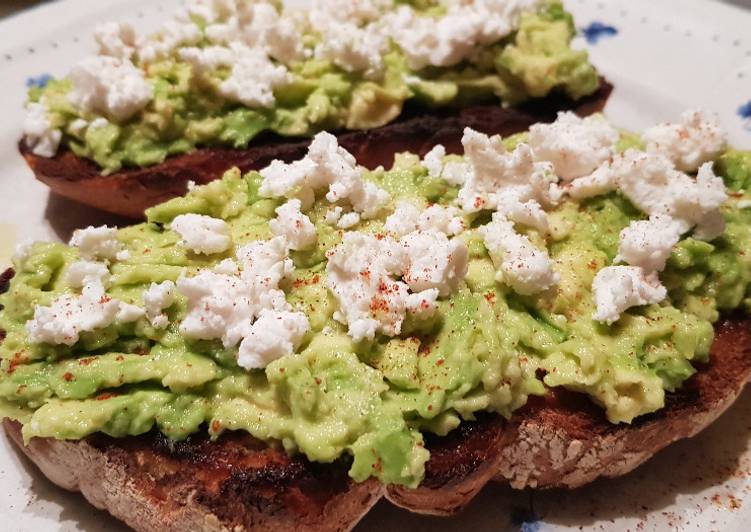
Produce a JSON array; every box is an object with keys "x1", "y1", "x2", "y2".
[
  {"x1": 337, "y1": 212, "x2": 361, "y2": 229},
  {"x1": 384, "y1": 200, "x2": 465, "y2": 237},
  {"x1": 480, "y1": 213, "x2": 559, "y2": 295},
  {"x1": 388, "y1": 1, "x2": 543, "y2": 70},
  {"x1": 177, "y1": 237, "x2": 307, "y2": 368},
  {"x1": 170, "y1": 213, "x2": 232, "y2": 255},
  {"x1": 138, "y1": 20, "x2": 202, "y2": 63},
  {"x1": 314, "y1": 21, "x2": 386, "y2": 77},
  {"x1": 528, "y1": 112, "x2": 619, "y2": 181},
  {"x1": 69, "y1": 225, "x2": 126, "y2": 261},
  {"x1": 325, "y1": 231, "x2": 439, "y2": 342},
  {"x1": 592, "y1": 266, "x2": 667, "y2": 325},
  {"x1": 237, "y1": 309, "x2": 309, "y2": 369},
  {"x1": 400, "y1": 230, "x2": 468, "y2": 296},
  {"x1": 458, "y1": 128, "x2": 558, "y2": 216},
  {"x1": 218, "y1": 44, "x2": 292, "y2": 108},
  {"x1": 143, "y1": 281, "x2": 176, "y2": 329},
  {"x1": 642, "y1": 109, "x2": 727, "y2": 173},
  {"x1": 615, "y1": 215, "x2": 684, "y2": 272},
  {"x1": 259, "y1": 132, "x2": 390, "y2": 219},
  {"x1": 23, "y1": 102, "x2": 62, "y2": 158},
  {"x1": 177, "y1": 269, "x2": 257, "y2": 347},
  {"x1": 68, "y1": 56, "x2": 153, "y2": 122},
  {"x1": 612, "y1": 152, "x2": 728, "y2": 240},
  {"x1": 95, "y1": 22, "x2": 138, "y2": 60},
  {"x1": 26, "y1": 278, "x2": 142, "y2": 346},
  {"x1": 270, "y1": 199, "x2": 317, "y2": 250},
  {"x1": 65, "y1": 260, "x2": 111, "y2": 288}
]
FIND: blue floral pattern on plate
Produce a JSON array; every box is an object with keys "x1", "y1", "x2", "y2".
[
  {"x1": 739, "y1": 99, "x2": 751, "y2": 130},
  {"x1": 581, "y1": 21, "x2": 618, "y2": 44},
  {"x1": 25, "y1": 73, "x2": 53, "y2": 88}
]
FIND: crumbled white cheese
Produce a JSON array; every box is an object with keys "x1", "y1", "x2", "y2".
[
  {"x1": 458, "y1": 128, "x2": 557, "y2": 215},
  {"x1": 480, "y1": 213, "x2": 559, "y2": 295},
  {"x1": 422, "y1": 145, "x2": 446, "y2": 178},
  {"x1": 384, "y1": 200, "x2": 465, "y2": 237},
  {"x1": 325, "y1": 206, "x2": 343, "y2": 225},
  {"x1": 253, "y1": 7, "x2": 305, "y2": 64},
  {"x1": 12, "y1": 240, "x2": 34, "y2": 267},
  {"x1": 95, "y1": 21, "x2": 138, "y2": 60},
  {"x1": 236, "y1": 236, "x2": 294, "y2": 290},
  {"x1": 269, "y1": 199, "x2": 317, "y2": 250},
  {"x1": 116, "y1": 302, "x2": 146, "y2": 323},
  {"x1": 310, "y1": 0, "x2": 391, "y2": 25},
  {"x1": 68, "y1": 118, "x2": 89, "y2": 136},
  {"x1": 259, "y1": 132, "x2": 390, "y2": 219},
  {"x1": 642, "y1": 109, "x2": 727, "y2": 173},
  {"x1": 566, "y1": 161, "x2": 616, "y2": 200},
  {"x1": 177, "y1": 236, "x2": 306, "y2": 367},
  {"x1": 615, "y1": 214, "x2": 684, "y2": 272},
  {"x1": 203, "y1": 2, "x2": 304, "y2": 64},
  {"x1": 325, "y1": 231, "x2": 438, "y2": 342},
  {"x1": 219, "y1": 44, "x2": 291, "y2": 108},
  {"x1": 69, "y1": 225, "x2": 126, "y2": 261},
  {"x1": 68, "y1": 56, "x2": 153, "y2": 121},
  {"x1": 612, "y1": 152, "x2": 728, "y2": 240},
  {"x1": 65, "y1": 260, "x2": 111, "y2": 288},
  {"x1": 400, "y1": 230, "x2": 468, "y2": 296},
  {"x1": 143, "y1": 281, "x2": 176, "y2": 329},
  {"x1": 314, "y1": 20, "x2": 387, "y2": 77},
  {"x1": 170, "y1": 213, "x2": 232, "y2": 255},
  {"x1": 387, "y1": 5, "x2": 478, "y2": 70},
  {"x1": 237, "y1": 309, "x2": 309, "y2": 369},
  {"x1": 138, "y1": 20, "x2": 202, "y2": 63},
  {"x1": 214, "y1": 258, "x2": 240, "y2": 275},
  {"x1": 442, "y1": 160, "x2": 472, "y2": 186},
  {"x1": 90, "y1": 117, "x2": 109, "y2": 130},
  {"x1": 22, "y1": 102, "x2": 61, "y2": 158},
  {"x1": 421, "y1": 145, "x2": 471, "y2": 185},
  {"x1": 26, "y1": 278, "x2": 141, "y2": 346},
  {"x1": 528, "y1": 112, "x2": 619, "y2": 181},
  {"x1": 177, "y1": 268, "x2": 256, "y2": 346},
  {"x1": 179, "y1": 45, "x2": 237, "y2": 73},
  {"x1": 592, "y1": 266, "x2": 667, "y2": 325},
  {"x1": 387, "y1": 0, "x2": 542, "y2": 70},
  {"x1": 337, "y1": 212, "x2": 361, "y2": 229},
  {"x1": 259, "y1": 157, "x2": 317, "y2": 199},
  {"x1": 569, "y1": 151, "x2": 728, "y2": 241}
]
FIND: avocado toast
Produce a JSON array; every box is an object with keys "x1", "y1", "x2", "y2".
[
  {"x1": 19, "y1": 0, "x2": 610, "y2": 218},
  {"x1": 3, "y1": 111, "x2": 751, "y2": 529}
]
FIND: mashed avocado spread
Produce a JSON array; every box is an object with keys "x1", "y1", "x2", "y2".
[
  {"x1": 3, "y1": 112, "x2": 750, "y2": 488},
  {"x1": 25, "y1": 0, "x2": 598, "y2": 172}
]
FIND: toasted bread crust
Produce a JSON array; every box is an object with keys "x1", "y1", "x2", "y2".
[
  {"x1": 19, "y1": 81, "x2": 612, "y2": 218},
  {"x1": 3, "y1": 422, "x2": 383, "y2": 532}
]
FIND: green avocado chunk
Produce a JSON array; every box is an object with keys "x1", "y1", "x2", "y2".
[{"x1": 2, "y1": 135, "x2": 750, "y2": 487}]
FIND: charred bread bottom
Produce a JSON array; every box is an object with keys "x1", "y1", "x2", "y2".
[{"x1": 19, "y1": 80, "x2": 613, "y2": 219}]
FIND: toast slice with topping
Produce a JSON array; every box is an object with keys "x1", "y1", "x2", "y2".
[{"x1": 3, "y1": 262, "x2": 749, "y2": 526}]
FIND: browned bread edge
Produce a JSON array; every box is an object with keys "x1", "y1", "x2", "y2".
[{"x1": 19, "y1": 80, "x2": 612, "y2": 218}]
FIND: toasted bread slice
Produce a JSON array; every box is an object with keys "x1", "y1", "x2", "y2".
[
  {"x1": 3, "y1": 420, "x2": 382, "y2": 532},
  {"x1": 3, "y1": 258, "x2": 750, "y2": 528},
  {"x1": 19, "y1": 81, "x2": 612, "y2": 219}
]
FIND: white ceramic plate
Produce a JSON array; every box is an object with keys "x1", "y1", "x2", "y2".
[{"x1": 0, "y1": 1, "x2": 750, "y2": 530}]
